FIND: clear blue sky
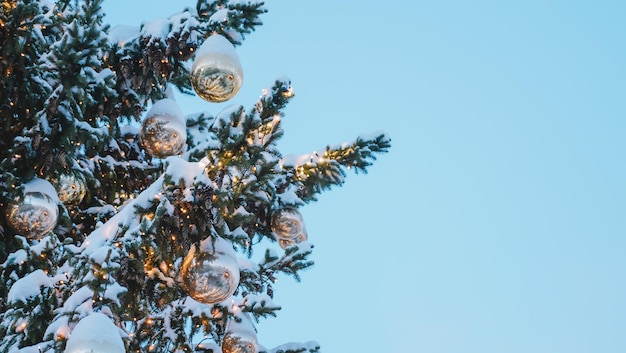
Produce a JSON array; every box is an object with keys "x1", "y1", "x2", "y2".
[{"x1": 104, "y1": 1, "x2": 626, "y2": 352}]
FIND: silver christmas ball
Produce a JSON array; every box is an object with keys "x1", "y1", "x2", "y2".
[
  {"x1": 271, "y1": 207, "x2": 305, "y2": 240},
  {"x1": 278, "y1": 229, "x2": 308, "y2": 250},
  {"x1": 191, "y1": 34, "x2": 243, "y2": 103},
  {"x1": 181, "y1": 237, "x2": 240, "y2": 304},
  {"x1": 52, "y1": 173, "x2": 86, "y2": 205},
  {"x1": 222, "y1": 332, "x2": 258, "y2": 353},
  {"x1": 139, "y1": 98, "x2": 187, "y2": 158},
  {"x1": 64, "y1": 312, "x2": 125, "y2": 353},
  {"x1": 6, "y1": 178, "x2": 59, "y2": 239},
  {"x1": 222, "y1": 314, "x2": 258, "y2": 353}
]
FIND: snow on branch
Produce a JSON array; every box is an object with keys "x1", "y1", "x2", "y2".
[
  {"x1": 262, "y1": 341, "x2": 321, "y2": 353},
  {"x1": 104, "y1": 0, "x2": 267, "y2": 117},
  {"x1": 279, "y1": 131, "x2": 391, "y2": 202}
]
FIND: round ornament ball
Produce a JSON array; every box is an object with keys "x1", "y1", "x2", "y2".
[
  {"x1": 222, "y1": 330, "x2": 258, "y2": 353},
  {"x1": 6, "y1": 178, "x2": 59, "y2": 239},
  {"x1": 191, "y1": 34, "x2": 243, "y2": 103},
  {"x1": 181, "y1": 237, "x2": 240, "y2": 304},
  {"x1": 271, "y1": 207, "x2": 305, "y2": 240},
  {"x1": 278, "y1": 229, "x2": 308, "y2": 250},
  {"x1": 222, "y1": 314, "x2": 258, "y2": 353},
  {"x1": 64, "y1": 312, "x2": 125, "y2": 353},
  {"x1": 52, "y1": 172, "x2": 87, "y2": 205},
  {"x1": 139, "y1": 98, "x2": 187, "y2": 158}
]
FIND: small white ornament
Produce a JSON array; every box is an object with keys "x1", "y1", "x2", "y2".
[
  {"x1": 64, "y1": 312, "x2": 125, "y2": 353},
  {"x1": 191, "y1": 34, "x2": 243, "y2": 103},
  {"x1": 181, "y1": 237, "x2": 240, "y2": 304},
  {"x1": 139, "y1": 98, "x2": 187, "y2": 158},
  {"x1": 5, "y1": 178, "x2": 59, "y2": 239}
]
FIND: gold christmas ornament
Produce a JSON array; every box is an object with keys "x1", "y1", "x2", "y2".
[
  {"x1": 191, "y1": 34, "x2": 243, "y2": 103},
  {"x1": 271, "y1": 207, "x2": 305, "y2": 240},
  {"x1": 6, "y1": 178, "x2": 59, "y2": 239},
  {"x1": 52, "y1": 172, "x2": 87, "y2": 205},
  {"x1": 181, "y1": 237, "x2": 240, "y2": 304},
  {"x1": 64, "y1": 312, "x2": 125, "y2": 353},
  {"x1": 139, "y1": 98, "x2": 187, "y2": 158}
]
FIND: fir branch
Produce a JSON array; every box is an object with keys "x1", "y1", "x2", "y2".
[
  {"x1": 0, "y1": 1, "x2": 391, "y2": 351},
  {"x1": 263, "y1": 341, "x2": 321, "y2": 353},
  {"x1": 258, "y1": 243, "x2": 314, "y2": 283},
  {"x1": 105, "y1": 0, "x2": 267, "y2": 118},
  {"x1": 279, "y1": 132, "x2": 391, "y2": 202}
]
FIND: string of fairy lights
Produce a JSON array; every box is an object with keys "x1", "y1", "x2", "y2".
[{"x1": 4, "y1": 29, "x2": 311, "y2": 352}]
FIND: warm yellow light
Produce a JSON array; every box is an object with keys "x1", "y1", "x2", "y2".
[{"x1": 16, "y1": 321, "x2": 27, "y2": 332}]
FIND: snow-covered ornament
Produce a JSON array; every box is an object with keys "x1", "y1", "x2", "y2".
[
  {"x1": 278, "y1": 229, "x2": 308, "y2": 250},
  {"x1": 64, "y1": 312, "x2": 125, "y2": 353},
  {"x1": 191, "y1": 34, "x2": 243, "y2": 103},
  {"x1": 5, "y1": 178, "x2": 59, "y2": 239},
  {"x1": 181, "y1": 237, "x2": 240, "y2": 304},
  {"x1": 222, "y1": 313, "x2": 258, "y2": 353},
  {"x1": 271, "y1": 207, "x2": 305, "y2": 241},
  {"x1": 51, "y1": 172, "x2": 87, "y2": 205},
  {"x1": 139, "y1": 98, "x2": 187, "y2": 158}
]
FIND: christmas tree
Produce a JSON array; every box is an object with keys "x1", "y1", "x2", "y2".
[{"x1": 0, "y1": 1, "x2": 390, "y2": 352}]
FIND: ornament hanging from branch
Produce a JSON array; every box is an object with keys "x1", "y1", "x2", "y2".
[
  {"x1": 271, "y1": 207, "x2": 305, "y2": 240},
  {"x1": 5, "y1": 178, "x2": 59, "y2": 239},
  {"x1": 222, "y1": 312, "x2": 259, "y2": 353},
  {"x1": 278, "y1": 230, "x2": 308, "y2": 250},
  {"x1": 191, "y1": 34, "x2": 244, "y2": 103},
  {"x1": 181, "y1": 236, "x2": 240, "y2": 304},
  {"x1": 51, "y1": 172, "x2": 87, "y2": 206},
  {"x1": 139, "y1": 98, "x2": 187, "y2": 158},
  {"x1": 271, "y1": 207, "x2": 309, "y2": 249}
]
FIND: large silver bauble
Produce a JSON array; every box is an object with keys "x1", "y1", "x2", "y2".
[
  {"x1": 271, "y1": 207, "x2": 305, "y2": 240},
  {"x1": 6, "y1": 178, "x2": 59, "y2": 239},
  {"x1": 64, "y1": 312, "x2": 125, "y2": 353},
  {"x1": 191, "y1": 34, "x2": 243, "y2": 103},
  {"x1": 139, "y1": 98, "x2": 187, "y2": 158},
  {"x1": 181, "y1": 237, "x2": 240, "y2": 304},
  {"x1": 52, "y1": 172, "x2": 86, "y2": 205}
]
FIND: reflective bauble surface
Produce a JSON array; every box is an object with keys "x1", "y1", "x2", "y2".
[
  {"x1": 52, "y1": 172, "x2": 86, "y2": 205},
  {"x1": 181, "y1": 237, "x2": 240, "y2": 304},
  {"x1": 222, "y1": 314, "x2": 258, "y2": 353},
  {"x1": 278, "y1": 229, "x2": 308, "y2": 250},
  {"x1": 222, "y1": 332, "x2": 258, "y2": 353},
  {"x1": 191, "y1": 34, "x2": 243, "y2": 103},
  {"x1": 139, "y1": 98, "x2": 187, "y2": 158},
  {"x1": 6, "y1": 178, "x2": 59, "y2": 239},
  {"x1": 271, "y1": 207, "x2": 305, "y2": 240}
]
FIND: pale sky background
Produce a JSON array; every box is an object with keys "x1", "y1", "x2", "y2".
[{"x1": 103, "y1": 1, "x2": 626, "y2": 352}]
